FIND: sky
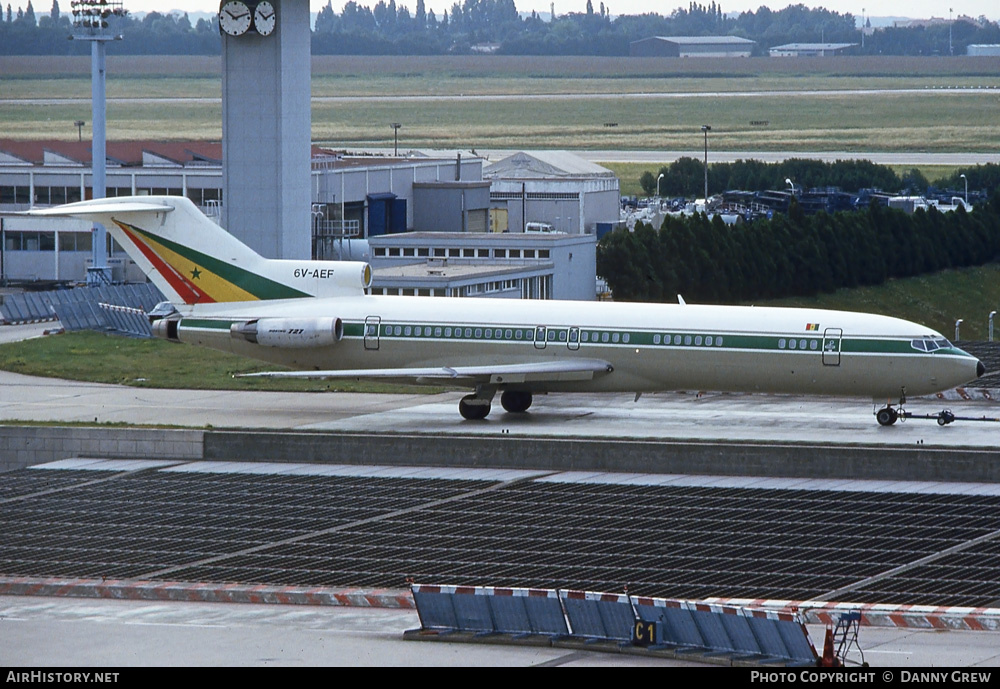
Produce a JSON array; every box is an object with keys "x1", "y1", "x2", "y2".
[{"x1": 39, "y1": 0, "x2": 1000, "y2": 22}]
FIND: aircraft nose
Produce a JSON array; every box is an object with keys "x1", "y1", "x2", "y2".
[{"x1": 978, "y1": 360, "x2": 986, "y2": 378}]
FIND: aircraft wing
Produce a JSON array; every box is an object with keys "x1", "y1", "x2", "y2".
[{"x1": 238, "y1": 358, "x2": 614, "y2": 387}]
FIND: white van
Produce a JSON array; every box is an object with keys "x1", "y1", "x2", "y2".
[{"x1": 524, "y1": 221, "x2": 556, "y2": 233}]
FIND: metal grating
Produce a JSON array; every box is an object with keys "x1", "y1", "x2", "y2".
[{"x1": 1, "y1": 463, "x2": 1000, "y2": 608}]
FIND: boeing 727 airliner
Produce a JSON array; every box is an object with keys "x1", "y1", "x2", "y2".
[{"x1": 32, "y1": 196, "x2": 985, "y2": 423}]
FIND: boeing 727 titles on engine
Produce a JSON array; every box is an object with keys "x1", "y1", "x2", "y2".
[{"x1": 31, "y1": 196, "x2": 985, "y2": 423}]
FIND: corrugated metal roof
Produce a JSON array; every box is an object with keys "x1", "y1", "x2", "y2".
[
  {"x1": 484, "y1": 151, "x2": 614, "y2": 180},
  {"x1": 639, "y1": 35, "x2": 756, "y2": 45},
  {"x1": 770, "y1": 43, "x2": 856, "y2": 50}
]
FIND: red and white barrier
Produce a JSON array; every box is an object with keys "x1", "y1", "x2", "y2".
[{"x1": 702, "y1": 597, "x2": 1000, "y2": 631}]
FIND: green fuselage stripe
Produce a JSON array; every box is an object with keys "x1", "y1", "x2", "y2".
[{"x1": 178, "y1": 318, "x2": 973, "y2": 358}]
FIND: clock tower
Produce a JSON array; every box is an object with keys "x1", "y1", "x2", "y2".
[{"x1": 219, "y1": 0, "x2": 310, "y2": 259}]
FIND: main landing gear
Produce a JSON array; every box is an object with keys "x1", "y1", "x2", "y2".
[{"x1": 458, "y1": 387, "x2": 533, "y2": 420}]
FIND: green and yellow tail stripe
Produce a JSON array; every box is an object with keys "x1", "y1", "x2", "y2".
[{"x1": 117, "y1": 221, "x2": 309, "y2": 303}]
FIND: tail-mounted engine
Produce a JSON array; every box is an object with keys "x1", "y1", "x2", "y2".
[{"x1": 230, "y1": 317, "x2": 344, "y2": 348}]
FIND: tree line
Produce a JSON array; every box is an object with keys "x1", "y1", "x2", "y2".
[
  {"x1": 640, "y1": 159, "x2": 1000, "y2": 198},
  {"x1": 2, "y1": 0, "x2": 999, "y2": 56},
  {"x1": 597, "y1": 188, "x2": 1000, "y2": 305}
]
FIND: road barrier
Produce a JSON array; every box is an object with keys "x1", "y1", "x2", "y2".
[{"x1": 409, "y1": 583, "x2": 818, "y2": 665}]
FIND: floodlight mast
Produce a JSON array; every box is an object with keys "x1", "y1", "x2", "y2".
[{"x1": 71, "y1": 0, "x2": 126, "y2": 285}]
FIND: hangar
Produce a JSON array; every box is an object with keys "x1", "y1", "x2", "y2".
[
  {"x1": 628, "y1": 35, "x2": 756, "y2": 58},
  {"x1": 484, "y1": 151, "x2": 619, "y2": 236}
]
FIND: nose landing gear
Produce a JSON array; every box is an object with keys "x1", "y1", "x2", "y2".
[
  {"x1": 875, "y1": 389, "x2": 999, "y2": 426},
  {"x1": 875, "y1": 405, "x2": 899, "y2": 426}
]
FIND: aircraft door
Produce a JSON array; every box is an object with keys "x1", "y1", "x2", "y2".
[
  {"x1": 534, "y1": 326, "x2": 547, "y2": 350},
  {"x1": 822, "y1": 328, "x2": 842, "y2": 366},
  {"x1": 568, "y1": 326, "x2": 580, "y2": 351},
  {"x1": 365, "y1": 316, "x2": 381, "y2": 351}
]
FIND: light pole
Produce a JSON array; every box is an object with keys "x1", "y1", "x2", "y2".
[
  {"x1": 990, "y1": 311, "x2": 997, "y2": 342},
  {"x1": 657, "y1": 173, "x2": 664, "y2": 198},
  {"x1": 960, "y1": 173, "x2": 968, "y2": 204},
  {"x1": 390, "y1": 123, "x2": 401, "y2": 156},
  {"x1": 949, "y1": 8, "x2": 953, "y2": 56},
  {"x1": 701, "y1": 125, "x2": 711, "y2": 205},
  {"x1": 74, "y1": 120, "x2": 85, "y2": 142},
  {"x1": 71, "y1": 0, "x2": 126, "y2": 285},
  {"x1": 955, "y1": 319, "x2": 963, "y2": 341},
  {"x1": 785, "y1": 178, "x2": 795, "y2": 195}
]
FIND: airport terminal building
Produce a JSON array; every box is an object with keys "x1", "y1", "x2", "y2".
[{"x1": 0, "y1": 140, "x2": 603, "y2": 300}]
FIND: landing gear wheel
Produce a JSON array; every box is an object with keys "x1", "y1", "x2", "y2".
[
  {"x1": 876, "y1": 406, "x2": 899, "y2": 426},
  {"x1": 500, "y1": 390, "x2": 532, "y2": 413},
  {"x1": 459, "y1": 395, "x2": 491, "y2": 420}
]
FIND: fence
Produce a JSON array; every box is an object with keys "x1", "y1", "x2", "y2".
[{"x1": 0, "y1": 283, "x2": 164, "y2": 338}]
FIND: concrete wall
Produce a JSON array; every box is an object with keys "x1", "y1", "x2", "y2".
[
  {"x1": 0, "y1": 426, "x2": 202, "y2": 472},
  {"x1": 5, "y1": 426, "x2": 1000, "y2": 484}
]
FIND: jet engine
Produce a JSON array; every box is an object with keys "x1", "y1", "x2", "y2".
[{"x1": 230, "y1": 317, "x2": 344, "y2": 348}]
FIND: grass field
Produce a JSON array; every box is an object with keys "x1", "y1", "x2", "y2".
[
  {"x1": 3, "y1": 54, "x2": 999, "y2": 152},
  {"x1": 1, "y1": 263, "x2": 996, "y2": 389},
  {"x1": 0, "y1": 329, "x2": 441, "y2": 393}
]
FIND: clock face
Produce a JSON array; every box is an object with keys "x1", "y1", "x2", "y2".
[
  {"x1": 254, "y1": 1, "x2": 276, "y2": 36},
  {"x1": 219, "y1": 0, "x2": 251, "y2": 36}
]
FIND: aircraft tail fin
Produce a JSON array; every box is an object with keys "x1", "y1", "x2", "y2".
[{"x1": 29, "y1": 196, "x2": 370, "y2": 305}]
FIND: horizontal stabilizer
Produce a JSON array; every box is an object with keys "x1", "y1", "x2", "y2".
[
  {"x1": 238, "y1": 358, "x2": 614, "y2": 387},
  {"x1": 26, "y1": 200, "x2": 174, "y2": 217}
]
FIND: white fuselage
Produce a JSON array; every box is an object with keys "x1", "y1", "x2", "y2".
[{"x1": 172, "y1": 294, "x2": 982, "y2": 400}]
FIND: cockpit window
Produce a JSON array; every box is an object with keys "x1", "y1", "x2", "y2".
[{"x1": 911, "y1": 337, "x2": 953, "y2": 352}]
